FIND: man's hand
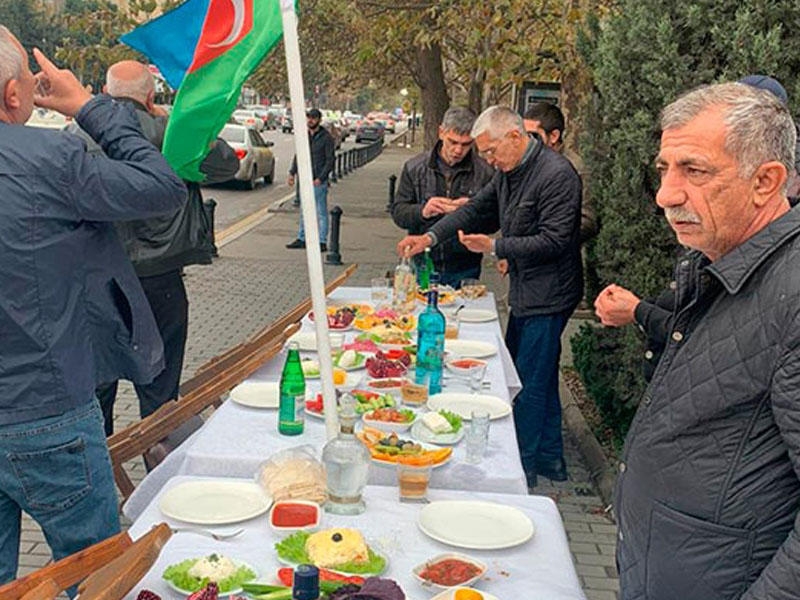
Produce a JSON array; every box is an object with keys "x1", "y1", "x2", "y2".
[
  {"x1": 32, "y1": 48, "x2": 92, "y2": 117},
  {"x1": 313, "y1": 178, "x2": 321, "y2": 186},
  {"x1": 451, "y1": 196, "x2": 469, "y2": 208},
  {"x1": 458, "y1": 230, "x2": 492, "y2": 254},
  {"x1": 397, "y1": 234, "x2": 431, "y2": 257},
  {"x1": 287, "y1": 174, "x2": 295, "y2": 186},
  {"x1": 594, "y1": 284, "x2": 641, "y2": 327},
  {"x1": 422, "y1": 197, "x2": 455, "y2": 218},
  {"x1": 496, "y1": 258, "x2": 509, "y2": 276}
]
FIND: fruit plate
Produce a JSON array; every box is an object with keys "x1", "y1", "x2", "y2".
[
  {"x1": 162, "y1": 557, "x2": 257, "y2": 597},
  {"x1": 366, "y1": 440, "x2": 452, "y2": 469},
  {"x1": 410, "y1": 419, "x2": 464, "y2": 445},
  {"x1": 275, "y1": 530, "x2": 388, "y2": 576}
]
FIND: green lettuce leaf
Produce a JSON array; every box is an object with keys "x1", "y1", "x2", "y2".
[
  {"x1": 439, "y1": 409, "x2": 463, "y2": 433},
  {"x1": 162, "y1": 557, "x2": 256, "y2": 593},
  {"x1": 274, "y1": 531, "x2": 386, "y2": 575}
]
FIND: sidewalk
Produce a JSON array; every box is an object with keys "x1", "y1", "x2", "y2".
[{"x1": 17, "y1": 142, "x2": 619, "y2": 599}]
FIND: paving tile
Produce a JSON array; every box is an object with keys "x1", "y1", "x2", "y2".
[{"x1": 583, "y1": 576, "x2": 621, "y2": 591}]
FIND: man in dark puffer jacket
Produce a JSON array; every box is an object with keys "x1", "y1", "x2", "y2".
[
  {"x1": 391, "y1": 106, "x2": 494, "y2": 288},
  {"x1": 615, "y1": 82, "x2": 800, "y2": 599}
]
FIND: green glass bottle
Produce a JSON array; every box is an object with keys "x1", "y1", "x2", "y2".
[
  {"x1": 417, "y1": 247, "x2": 434, "y2": 290},
  {"x1": 279, "y1": 341, "x2": 305, "y2": 435}
]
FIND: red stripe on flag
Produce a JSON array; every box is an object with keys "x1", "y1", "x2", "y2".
[{"x1": 188, "y1": 0, "x2": 253, "y2": 73}]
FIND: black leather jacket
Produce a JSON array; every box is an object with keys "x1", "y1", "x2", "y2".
[
  {"x1": 392, "y1": 142, "x2": 494, "y2": 275},
  {"x1": 68, "y1": 98, "x2": 239, "y2": 277}
]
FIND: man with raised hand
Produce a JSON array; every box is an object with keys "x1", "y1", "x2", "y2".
[{"x1": 0, "y1": 27, "x2": 185, "y2": 583}]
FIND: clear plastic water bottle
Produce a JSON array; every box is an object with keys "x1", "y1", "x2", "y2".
[{"x1": 415, "y1": 273, "x2": 445, "y2": 394}]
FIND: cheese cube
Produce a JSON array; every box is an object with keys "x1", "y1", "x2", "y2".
[{"x1": 422, "y1": 411, "x2": 452, "y2": 434}]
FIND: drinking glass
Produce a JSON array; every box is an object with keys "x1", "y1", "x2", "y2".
[
  {"x1": 371, "y1": 277, "x2": 391, "y2": 307},
  {"x1": 445, "y1": 312, "x2": 460, "y2": 340},
  {"x1": 467, "y1": 361, "x2": 488, "y2": 392},
  {"x1": 328, "y1": 332, "x2": 345, "y2": 354},
  {"x1": 397, "y1": 456, "x2": 433, "y2": 502},
  {"x1": 459, "y1": 278, "x2": 481, "y2": 302},
  {"x1": 464, "y1": 410, "x2": 490, "y2": 464}
]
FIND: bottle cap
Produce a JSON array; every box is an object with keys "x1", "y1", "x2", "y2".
[{"x1": 292, "y1": 564, "x2": 320, "y2": 600}]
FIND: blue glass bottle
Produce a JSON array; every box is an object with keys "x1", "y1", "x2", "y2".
[{"x1": 415, "y1": 273, "x2": 445, "y2": 394}]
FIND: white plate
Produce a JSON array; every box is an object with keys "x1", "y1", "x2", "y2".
[
  {"x1": 229, "y1": 381, "x2": 279, "y2": 409},
  {"x1": 159, "y1": 479, "x2": 272, "y2": 525},
  {"x1": 410, "y1": 419, "x2": 465, "y2": 445},
  {"x1": 288, "y1": 331, "x2": 319, "y2": 351},
  {"x1": 163, "y1": 557, "x2": 256, "y2": 597},
  {"x1": 426, "y1": 393, "x2": 511, "y2": 420},
  {"x1": 418, "y1": 500, "x2": 534, "y2": 550},
  {"x1": 430, "y1": 589, "x2": 499, "y2": 600},
  {"x1": 444, "y1": 339, "x2": 497, "y2": 358},
  {"x1": 457, "y1": 309, "x2": 498, "y2": 323},
  {"x1": 362, "y1": 410, "x2": 416, "y2": 433}
]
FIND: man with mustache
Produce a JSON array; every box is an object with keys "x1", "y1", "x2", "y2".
[{"x1": 614, "y1": 82, "x2": 800, "y2": 599}]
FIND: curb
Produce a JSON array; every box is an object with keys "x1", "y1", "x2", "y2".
[{"x1": 559, "y1": 372, "x2": 617, "y2": 512}]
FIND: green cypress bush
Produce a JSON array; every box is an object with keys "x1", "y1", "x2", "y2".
[{"x1": 572, "y1": 1, "x2": 800, "y2": 441}]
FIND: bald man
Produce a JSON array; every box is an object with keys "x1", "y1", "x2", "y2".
[{"x1": 69, "y1": 60, "x2": 238, "y2": 437}]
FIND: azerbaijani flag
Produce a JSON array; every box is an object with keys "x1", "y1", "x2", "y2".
[{"x1": 122, "y1": 0, "x2": 289, "y2": 181}]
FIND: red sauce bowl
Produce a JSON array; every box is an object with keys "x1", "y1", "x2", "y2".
[{"x1": 269, "y1": 500, "x2": 321, "y2": 532}]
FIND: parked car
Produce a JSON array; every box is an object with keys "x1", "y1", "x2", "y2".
[
  {"x1": 26, "y1": 108, "x2": 69, "y2": 130},
  {"x1": 219, "y1": 124, "x2": 276, "y2": 190},
  {"x1": 232, "y1": 109, "x2": 265, "y2": 131},
  {"x1": 281, "y1": 112, "x2": 294, "y2": 133},
  {"x1": 245, "y1": 105, "x2": 278, "y2": 130},
  {"x1": 346, "y1": 113, "x2": 363, "y2": 133},
  {"x1": 355, "y1": 119, "x2": 385, "y2": 144}
]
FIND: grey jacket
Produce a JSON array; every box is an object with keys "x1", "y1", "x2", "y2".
[
  {"x1": 427, "y1": 139, "x2": 583, "y2": 316},
  {"x1": 616, "y1": 206, "x2": 800, "y2": 599},
  {"x1": 392, "y1": 141, "x2": 494, "y2": 276}
]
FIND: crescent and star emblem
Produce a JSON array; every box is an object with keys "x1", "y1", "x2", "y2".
[{"x1": 207, "y1": 0, "x2": 246, "y2": 48}]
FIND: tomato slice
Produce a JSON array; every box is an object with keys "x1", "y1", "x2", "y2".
[{"x1": 276, "y1": 567, "x2": 365, "y2": 586}]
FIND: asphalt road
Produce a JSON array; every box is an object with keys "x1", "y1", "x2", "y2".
[{"x1": 203, "y1": 129, "x2": 371, "y2": 233}]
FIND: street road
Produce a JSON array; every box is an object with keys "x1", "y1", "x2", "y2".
[{"x1": 204, "y1": 129, "x2": 367, "y2": 233}]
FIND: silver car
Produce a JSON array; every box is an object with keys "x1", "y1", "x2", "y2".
[{"x1": 220, "y1": 124, "x2": 276, "y2": 190}]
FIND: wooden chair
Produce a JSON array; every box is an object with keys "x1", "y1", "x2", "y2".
[
  {"x1": 108, "y1": 264, "x2": 358, "y2": 501},
  {"x1": 0, "y1": 523, "x2": 171, "y2": 600}
]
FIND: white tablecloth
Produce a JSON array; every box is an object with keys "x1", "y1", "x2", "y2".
[
  {"x1": 124, "y1": 288, "x2": 526, "y2": 521},
  {"x1": 126, "y1": 476, "x2": 586, "y2": 600}
]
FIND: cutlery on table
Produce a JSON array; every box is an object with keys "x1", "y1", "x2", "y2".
[{"x1": 170, "y1": 527, "x2": 244, "y2": 541}]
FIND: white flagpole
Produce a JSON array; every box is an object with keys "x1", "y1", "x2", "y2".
[{"x1": 281, "y1": 0, "x2": 338, "y2": 440}]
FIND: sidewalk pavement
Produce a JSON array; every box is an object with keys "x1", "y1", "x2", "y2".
[{"x1": 18, "y1": 141, "x2": 619, "y2": 599}]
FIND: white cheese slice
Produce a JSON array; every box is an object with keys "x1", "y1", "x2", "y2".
[{"x1": 422, "y1": 411, "x2": 452, "y2": 434}]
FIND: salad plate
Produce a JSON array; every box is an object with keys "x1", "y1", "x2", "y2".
[
  {"x1": 229, "y1": 381, "x2": 279, "y2": 409},
  {"x1": 159, "y1": 479, "x2": 272, "y2": 525},
  {"x1": 410, "y1": 419, "x2": 465, "y2": 445},
  {"x1": 162, "y1": 556, "x2": 257, "y2": 596},
  {"x1": 418, "y1": 500, "x2": 534, "y2": 550},
  {"x1": 275, "y1": 530, "x2": 388, "y2": 576}
]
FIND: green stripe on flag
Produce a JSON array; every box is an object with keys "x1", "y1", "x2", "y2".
[{"x1": 163, "y1": 0, "x2": 287, "y2": 181}]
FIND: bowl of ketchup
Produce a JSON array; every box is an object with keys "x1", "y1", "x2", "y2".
[{"x1": 269, "y1": 500, "x2": 321, "y2": 532}]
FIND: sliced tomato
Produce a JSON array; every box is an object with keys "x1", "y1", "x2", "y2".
[{"x1": 276, "y1": 567, "x2": 365, "y2": 586}]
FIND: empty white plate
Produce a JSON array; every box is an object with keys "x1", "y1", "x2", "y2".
[
  {"x1": 229, "y1": 381, "x2": 279, "y2": 409},
  {"x1": 457, "y1": 309, "x2": 498, "y2": 323},
  {"x1": 427, "y1": 393, "x2": 511, "y2": 420},
  {"x1": 288, "y1": 331, "x2": 318, "y2": 351},
  {"x1": 418, "y1": 500, "x2": 534, "y2": 550},
  {"x1": 159, "y1": 479, "x2": 272, "y2": 525},
  {"x1": 444, "y1": 339, "x2": 497, "y2": 358}
]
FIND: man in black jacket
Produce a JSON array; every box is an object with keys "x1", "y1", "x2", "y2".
[
  {"x1": 391, "y1": 106, "x2": 494, "y2": 288},
  {"x1": 71, "y1": 60, "x2": 239, "y2": 435},
  {"x1": 286, "y1": 108, "x2": 336, "y2": 251},
  {"x1": 397, "y1": 106, "x2": 583, "y2": 486}
]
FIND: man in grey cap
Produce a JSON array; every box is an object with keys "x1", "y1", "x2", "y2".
[{"x1": 286, "y1": 108, "x2": 336, "y2": 251}]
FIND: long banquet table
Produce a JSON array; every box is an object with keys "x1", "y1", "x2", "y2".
[
  {"x1": 124, "y1": 287, "x2": 527, "y2": 521},
  {"x1": 126, "y1": 476, "x2": 587, "y2": 600}
]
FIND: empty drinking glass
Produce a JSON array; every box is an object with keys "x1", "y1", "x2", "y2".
[
  {"x1": 464, "y1": 410, "x2": 490, "y2": 464},
  {"x1": 371, "y1": 277, "x2": 391, "y2": 307}
]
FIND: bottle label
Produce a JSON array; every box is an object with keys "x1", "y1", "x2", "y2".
[{"x1": 279, "y1": 393, "x2": 305, "y2": 435}]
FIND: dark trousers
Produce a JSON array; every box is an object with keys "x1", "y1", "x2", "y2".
[
  {"x1": 505, "y1": 309, "x2": 571, "y2": 478},
  {"x1": 97, "y1": 269, "x2": 189, "y2": 436}
]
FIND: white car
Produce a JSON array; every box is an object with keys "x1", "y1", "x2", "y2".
[
  {"x1": 231, "y1": 109, "x2": 265, "y2": 131},
  {"x1": 219, "y1": 124, "x2": 276, "y2": 190}
]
